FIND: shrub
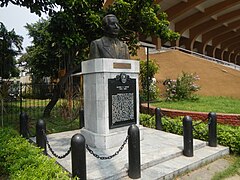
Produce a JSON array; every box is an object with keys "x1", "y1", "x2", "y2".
[
  {"x1": 139, "y1": 59, "x2": 160, "y2": 101},
  {"x1": 163, "y1": 71, "x2": 200, "y2": 101},
  {"x1": 0, "y1": 128, "x2": 70, "y2": 179},
  {"x1": 217, "y1": 125, "x2": 240, "y2": 154},
  {"x1": 140, "y1": 113, "x2": 156, "y2": 129},
  {"x1": 140, "y1": 114, "x2": 240, "y2": 154}
]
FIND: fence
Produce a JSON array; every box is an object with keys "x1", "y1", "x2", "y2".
[{"x1": 1, "y1": 79, "x2": 83, "y2": 129}]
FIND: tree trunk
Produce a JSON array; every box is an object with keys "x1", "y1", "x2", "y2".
[{"x1": 43, "y1": 68, "x2": 77, "y2": 117}]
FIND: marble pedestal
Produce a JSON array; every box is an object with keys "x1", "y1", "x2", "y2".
[{"x1": 81, "y1": 58, "x2": 141, "y2": 149}]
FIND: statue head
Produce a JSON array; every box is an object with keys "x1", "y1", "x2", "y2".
[{"x1": 102, "y1": 14, "x2": 120, "y2": 38}]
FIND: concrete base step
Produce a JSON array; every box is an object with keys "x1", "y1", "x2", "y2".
[
  {"x1": 140, "y1": 145, "x2": 229, "y2": 180},
  {"x1": 31, "y1": 127, "x2": 229, "y2": 180}
]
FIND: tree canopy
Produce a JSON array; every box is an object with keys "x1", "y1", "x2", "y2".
[
  {"x1": 21, "y1": 0, "x2": 179, "y2": 81},
  {"x1": 107, "y1": 0, "x2": 179, "y2": 54},
  {"x1": 4, "y1": 0, "x2": 179, "y2": 116},
  {"x1": 23, "y1": 19, "x2": 57, "y2": 81},
  {"x1": 0, "y1": 22, "x2": 23, "y2": 79},
  {"x1": 0, "y1": 0, "x2": 56, "y2": 16}
]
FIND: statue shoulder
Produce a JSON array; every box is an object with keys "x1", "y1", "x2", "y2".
[{"x1": 91, "y1": 37, "x2": 103, "y2": 45}]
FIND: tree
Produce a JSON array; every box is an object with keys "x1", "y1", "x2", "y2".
[
  {"x1": 16, "y1": 0, "x2": 180, "y2": 117},
  {"x1": 24, "y1": 19, "x2": 59, "y2": 82},
  {"x1": 23, "y1": 1, "x2": 105, "y2": 117},
  {"x1": 106, "y1": 0, "x2": 179, "y2": 55},
  {"x1": 0, "y1": 0, "x2": 56, "y2": 16},
  {"x1": 0, "y1": 22, "x2": 23, "y2": 79}
]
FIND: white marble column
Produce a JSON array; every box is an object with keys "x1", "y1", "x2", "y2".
[{"x1": 80, "y1": 58, "x2": 141, "y2": 149}]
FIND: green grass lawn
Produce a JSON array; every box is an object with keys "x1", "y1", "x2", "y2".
[
  {"x1": 151, "y1": 96, "x2": 240, "y2": 114},
  {"x1": 212, "y1": 155, "x2": 240, "y2": 180}
]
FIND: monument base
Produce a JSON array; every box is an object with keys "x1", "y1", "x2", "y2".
[
  {"x1": 80, "y1": 125, "x2": 144, "y2": 149},
  {"x1": 81, "y1": 58, "x2": 141, "y2": 149}
]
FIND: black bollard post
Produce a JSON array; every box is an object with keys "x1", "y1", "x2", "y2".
[
  {"x1": 208, "y1": 112, "x2": 217, "y2": 147},
  {"x1": 71, "y1": 133, "x2": 86, "y2": 180},
  {"x1": 36, "y1": 119, "x2": 47, "y2": 155},
  {"x1": 183, "y1": 116, "x2": 193, "y2": 157},
  {"x1": 20, "y1": 112, "x2": 29, "y2": 138},
  {"x1": 155, "y1": 108, "x2": 163, "y2": 130},
  {"x1": 79, "y1": 109, "x2": 84, "y2": 129},
  {"x1": 128, "y1": 124, "x2": 141, "y2": 179}
]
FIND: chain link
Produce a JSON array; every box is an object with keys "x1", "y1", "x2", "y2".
[
  {"x1": 148, "y1": 114, "x2": 155, "y2": 120},
  {"x1": 159, "y1": 111, "x2": 210, "y2": 138},
  {"x1": 208, "y1": 116, "x2": 212, "y2": 125},
  {"x1": 42, "y1": 129, "x2": 71, "y2": 159},
  {"x1": 27, "y1": 127, "x2": 35, "y2": 137},
  {"x1": 192, "y1": 125, "x2": 208, "y2": 136},
  {"x1": 191, "y1": 116, "x2": 209, "y2": 136},
  {"x1": 192, "y1": 117, "x2": 209, "y2": 127},
  {"x1": 86, "y1": 135, "x2": 129, "y2": 160},
  {"x1": 161, "y1": 112, "x2": 183, "y2": 129}
]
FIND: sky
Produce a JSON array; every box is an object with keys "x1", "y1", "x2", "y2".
[{"x1": 0, "y1": 4, "x2": 47, "y2": 52}]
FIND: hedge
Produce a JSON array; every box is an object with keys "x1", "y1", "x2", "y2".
[
  {"x1": 140, "y1": 114, "x2": 240, "y2": 154},
  {"x1": 0, "y1": 128, "x2": 70, "y2": 180}
]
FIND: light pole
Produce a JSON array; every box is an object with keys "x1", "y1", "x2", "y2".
[{"x1": 140, "y1": 42, "x2": 156, "y2": 114}]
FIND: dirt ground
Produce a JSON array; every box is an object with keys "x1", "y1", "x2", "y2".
[{"x1": 133, "y1": 49, "x2": 240, "y2": 99}]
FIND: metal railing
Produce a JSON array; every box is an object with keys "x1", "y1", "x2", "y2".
[
  {"x1": 1, "y1": 82, "x2": 83, "y2": 127},
  {"x1": 170, "y1": 46, "x2": 240, "y2": 71}
]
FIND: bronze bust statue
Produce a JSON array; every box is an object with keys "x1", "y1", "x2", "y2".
[{"x1": 89, "y1": 14, "x2": 130, "y2": 59}]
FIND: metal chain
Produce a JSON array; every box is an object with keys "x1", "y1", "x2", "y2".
[
  {"x1": 208, "y1": 116, "x2": 212, "y2": 125},
  {"x1": 42, "y1": 129, "x2": 71, "y2": 159},
  {"x1": 192, "y1": 121, "x2": 204, "y2": 127},
  {"x1": 86, "y1": 135, "x2": 129, "y2": 160},
  {"x1": 191, "y1": 117, "x2": 209, "y2": 136},
  {"x1": 148, "y1": 114, "x2": 155, "y2": 120},
  {"x1": 192, "y1": 117, "x2": 209, "y2": 127},
  {"x1": 27, "y1": 127, "x2": 36, "y2": 137},
  {"x1": 161, "y1": 112, "x2": 183, "y2": 129},
  {"x1": 159, "y1": 112, "x2": 210, "y2": 137},
  {"x1": 192, "y1": 125, "x2": 208, "y2": 136}
]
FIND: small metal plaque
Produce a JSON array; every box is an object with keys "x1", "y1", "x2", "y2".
[
  {"x1": 113, "y1": 63, "x2": 131, "y2": 69},
  {"x1": 108, "y1": 73, "x2": 136, "y2": 129}
]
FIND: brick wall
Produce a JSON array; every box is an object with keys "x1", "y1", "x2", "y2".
[{"x1": 141, "y1": 104, "x2": 240, "y2": 126}]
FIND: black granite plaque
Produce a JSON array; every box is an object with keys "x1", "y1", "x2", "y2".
[{"x1": 108, "y1": 73, "x2": 136, "y2": 129}]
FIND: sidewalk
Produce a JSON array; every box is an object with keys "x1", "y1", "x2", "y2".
[{"x1": 177, "y1": 156, "x2": 240, "y2": 180}]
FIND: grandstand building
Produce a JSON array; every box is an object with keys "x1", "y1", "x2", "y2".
[{"x1": 105, "y1": 0, "x2": 240, "y2": 65}]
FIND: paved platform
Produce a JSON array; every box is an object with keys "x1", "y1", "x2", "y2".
[{"x1": 38, "y1": 127, "x2": 229, "y2": 180}]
